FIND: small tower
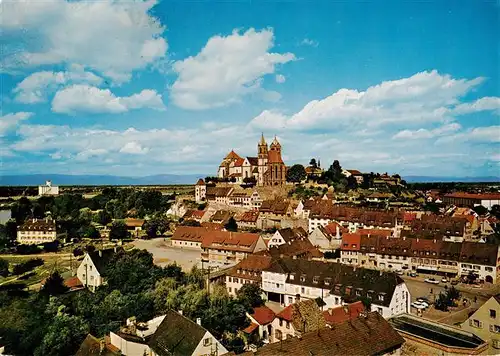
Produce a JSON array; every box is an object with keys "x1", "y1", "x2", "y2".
[
  {"x1": 195, "y1": 178, "x2": 206, "y2": 203},
  {"x1": 269, "y1": 135, "x2": 281, "y2": 154},
  {"x1": 257, "y1": 133, "x2": 268, "y2": 186}
]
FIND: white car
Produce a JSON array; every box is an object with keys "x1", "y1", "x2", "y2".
[
  {"x1": 425, "y1": 278, "x2": 440, "y2": 284},
  {"x1": 411, "y1": 302, "x2": 426, "y2": 309},
  {"x1": 441, "y1": 278, "x2": 449, "y2": 283},
  {"x1": 416, "y1": 300, "x2": 430, "y2": 308}
]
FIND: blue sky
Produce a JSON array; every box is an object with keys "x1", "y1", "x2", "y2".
[{"x1": 0, "y1": 0, "x2": 498, "y2": 178}]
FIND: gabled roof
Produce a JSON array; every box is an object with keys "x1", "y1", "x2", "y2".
[
  {"x1": 195, "y1": 178, "x2": 205, "y2": 186},
  {"x1": 323, "y1": 301, "x2": 365, "y2": 325},
  {"x1": 225, "y1": 150, "x2": 242, "y2": 160},
  {"x1": 75, "y1": 334, "x2": 120, "y2": 356},
  {"x1": 347, "y1": 169, "x2": 362, "y2": 175},
  {"x1": 240, "y1": 312, "x2": 404, "y2": 356},
  {"x1": 124, "y1": 218, "x2": 145, "y2": 228},
  {"x1": 267, "y1": 150, "x2": 283, "y2": 164},
  {"x1": 18, "y1": 218, "x2": 56, "y2": 232},
  {"x1": 148, "y1": 310, "x2": 208, "y2": 356},
  {"x1": 247, "y1": 156, "x2": 258, "y2": 166},
  {"x1": 88, "y1": 248, "x2": 120, "y2": 274},
  {"x1": 277, "y1": 227, "x2": 307, "y2": 243},
  {"x1": 276, "y1": 299, "x2": 325, "y2": 332},
  {"x1": 250, "y1": 306, "x2": 276, "y2": 325}
]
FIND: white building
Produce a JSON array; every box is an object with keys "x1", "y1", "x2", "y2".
[
  {"x1": 194, "y1": 179, "x2": 206, "y2": 203},
  {"x1": 261, "y1": 258, "x2": 410, "y2": 319},
  {"x1": 77, "y1": 248, "x2": 118, "y2": 292},
  {"x1": 267, "y1": 227, "x2": 307, "y2": 249},
  {"x1": 38, "y1": 180, "x2": 59, "y2": 196},
  {"x1": 17, "y1": 217, "x2": 57, "y2": 244}
]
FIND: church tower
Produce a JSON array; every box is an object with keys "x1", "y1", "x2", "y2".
[{"x1": 257, "y1": 133, "x2": 268, "y2": 186}]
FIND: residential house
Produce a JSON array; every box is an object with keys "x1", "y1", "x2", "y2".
[
  {"x1": 262, "y1": 258, "x2": 410, "y2": 318},
  {"x1": 124, "y1": 218, "x2": 145, "y2": 237},
  {"x1": 271, "y1": 299, "x2": 325, "y2": 342},
  {"x1": 322, "y1": 301, "x2": 365, "y2": 326},
  {"x1": 148, "y1": 310, "x2": 228, "y2": 356},
  {"x1": 267, "y1": 227, "x2": 307, "y2": 248},
  {"x1": 257, "y1": 200, "x2": 292, "y2": 230},
  {"x1": 166, "y1": 201, "x2": 187, "y2": 218},
  {"x1": 210, "y1": 210, "x2": 234, "y2": 225},
  {"x1": 206, "y1": 186, "x2": 234, "y2": 205},
  {"x1": 183, "y1": 210, "x2": 206, "y2": 223},
  {"x1": 225, "y1": 254, "x2": 272, "y2": 296},
  {"x1": 261, "y1": 238, "x2": 323, "y2": 260},
  {"x1": 243, "y1": 306, "x2": 276, "y2": 344},
  {"x1": 110, "y1": 315, "x2": 166, "y2": 356},
  {"x1": 241, "y1": 312, "x2": 405, "y2": 356},
  {"x1": 194, "y1": 179, "x2": 207, "y2": 203},
  {"x1": 342, "y1": 169, "x2": 364, "y2": 184},
  {"x1": 17, "y1": 217, "x2": 58, "y2": 245},
  {"x1": 235, "y1": 210, "x2": 260, "y2": 229},
  {"x1": 458, "y1": 242, "x2": 499, "y2": 283},
  {"x1": 171, "y1": 226, "x2": 210, "y2": 249},
  {"x1": 228, "y1": 190, "x2": 262, "y2": 209},
  {"x1": 307, "y1": 222, "x2": 345, "y2": 251},
  {"x1": 340, "y1": 233, "x2": 361, "y2": 266},
  {"x1": 76, "y1": 334, "x2": 120, "y2": 356},
  {"x1": 77, "y1": 248, "x2": 119, "y2": 292},
  {"x1": 201, "y1": 231, "x2": 267, "y2": 269},
  {"x1": 461, "y1": 294, "x2": 500, "y2": 351}
]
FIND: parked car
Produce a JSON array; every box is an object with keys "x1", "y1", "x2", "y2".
[
  {"x1": 411, "y1": 301, "x2": 426, "y2": 309},
  {"x1": 416, "y1": 299, "x2": 430, "y2": 308},
  {"x1": 425, "y1": 278, "x2": 440, "y2": 284},
  {"x1": 396, "y1": 270, "x2": 404, "y2": 275},
  {"x1": 441, "y1": 277, "x2": 449, "y2": 283},
  {"x1": 409, "y1": 272, "x2": 418, "y2": 277}
]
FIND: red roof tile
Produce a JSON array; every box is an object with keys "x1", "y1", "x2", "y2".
[
  {"x1": 341, "y1": 233, "x2": 361, "y2": 251},
  {"x1": 276, "y1": 304, "x2": 293, "y2": 321},
  {"x1": 243, "y1": 323, "x2": 259, "y2": 334},
  {"x1": 323, "y1": 301, "x2": 365, "y2": 325},
  {"x1": 250, "y1": 306, "x2": 276, "y2": 325}
]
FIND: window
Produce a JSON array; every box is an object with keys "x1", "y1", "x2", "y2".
[
  {"x1": 377, "y1": 308, "x2": 383, "y2": 315},
  {"x1": 203, "y1": 338, "x2": 212, "y2": 346},
  {"x1": 490, "y1": 324, "x2": 500, "y2": 334},
  {"x1": 288, "y1": 296, "x2": 293, "y2": 304},
  {"x1": 286, "y1": 321, "x2": 290, "y2": 329},
  {"x1": 378, "y1": 294, "x2": 384, "y2": 301},
  {"x1": 300, "y1": 275, "x2": 306, "y2": 282},
  {"x1": 491, "y1": 310, "x2": 497, "y2": 319},
  {"x1": 301, "y1": 287, "x2": 305, "y2": 294},
  {"x1": 275, "y1": 330, "x2": 283, "y2": 340},
  {"x1": 493, "y1": 339, "x2": 500, "y2": 349},
  {"x1": 279, "y1": 319, "x2": 283, "y2": 327},
  {"x1": 470, "y1": 319, "x2": 483, "y2": 328},
  {"x1": 313, "y1": 276, "x2": 319, "y2": 284},
  {"x1": 290, "y1": 274, "x2": 294, "y2": 280},
  {"x1": 228, "y1": 287, "x2": 232, "y2": 293}
]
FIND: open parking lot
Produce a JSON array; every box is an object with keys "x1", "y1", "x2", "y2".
[{"x1": 130, "y1": 238, "x2": 200, "y2": 271}]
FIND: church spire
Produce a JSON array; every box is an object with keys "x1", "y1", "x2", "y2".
[{"x1": 260, "y1": 132, "x2": 266, "y2": 145}]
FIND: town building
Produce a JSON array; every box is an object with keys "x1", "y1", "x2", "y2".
[
  {"x1": 38, "y1": 180, "x2": 59, "y2": 196},
  {"x1": 77, "y1": 248, "x2": 119, "y2": 292},
  {"x1": 342, "y1": 169, "x2": 364, "y2": 184},
  {"x1": 171, "y1": 226, "x2": 210, "y2": 250},
  {"x1": 243, "y1": 306, "x2": 276, "y2": 344},
  {"x1": 76, "y1": 334, "x2": 120, "y2": 356},
  {"x1": 225, "y1": 254, "x2": 272, "y2": 296},
  {"x1": 267, "y1": 227, "x2": 308, "y2": 248},
  {"x1": 16, "y1": 217, "x2": 58, "y2": 244},
  {"x1": 241, "y1": 312, "x2": 405, "y2": 356},
  {"x1": 261, "y1": 258, "x2": 410, "y2": 318},
  {"x1": 307, "y1": 222, "x2": 345, "y2": 251},
  {"x1": 322, "y1": 301, "x2": 365, "y2": 326},
  {"x1": 149, "y1": 310, "x2": 228, "y2": 356},
  {"x1": 194, "y1": 179, "x2": 207, "y2": 203},
  {"x1": 235, "y1": 210, "x2": 260, "y2": 229},
  {"x1": 443, "y1": 192, "x2": 500, "y2": 209},
  {"x1": 201, "y1": 231, "x2": 267, "y2": 269},
  {"x1": 460, "y1": 294, "x2": 500, "y2": 351},
  {"x1": 217, "y1": 134, "x2": 287, "y2": 186},
  {"x1": 257, "y1": 199, "x2": 292, "y2": 229}
]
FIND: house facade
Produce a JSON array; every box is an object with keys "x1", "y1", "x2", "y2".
[
  {"x1": 461, "y1": 295, "x2": 500, "y2": 351},
  {"x1": 77, "y1": 248, "x2": 118, "y2": 292},
  {"x1": 17, "y1": 217, "x2": 58, "y2": 244},
  {"x1": 38, "y1": 180, "x2": 59, "y2": 196}
]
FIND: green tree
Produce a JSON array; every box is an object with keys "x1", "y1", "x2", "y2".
[
  {"x1": 92, "y1": 210, "x2": 112, "y2": 226},
  {"x1": 35, "y1": 313, "x2": 89, "y2": 356},
  {"x1": 472, "y1": 205, "x2": 488, "y2": 216},
  {"x1": 0, "y1": 221, "x2": 17, "y2": 247},
  {"x1": 41, "y1": 271, "x2": 69, "y2": 296},
  {"x1": 224, "y1": 217, "x2": 238, "y2": 232},
  {"x1": 309, "y1": 158, "x2": 317, "y2": 168},
  {"x1": 80, "y1": 225, "x2": 101, "y2": 239},
  {"x1": 109, "y1": 221, "x2": 130, "y2": 240},
  {"x1": 236, "y1": 283, "x2": 264, "y2": 309},
  {"x1": 286, "y1": 164, "x2": 306, "y2": 183},
  {"x1": 0, "y1": 258, "x2": 9, "y2": 277}
]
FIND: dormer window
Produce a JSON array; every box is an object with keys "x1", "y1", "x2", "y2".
[
  {"x1": 290, "y1": 274, "x2": 295, "y2": 280},
  {"x1": 324, "y1": 278, "x2": 331, "y2": 286},
  {"x1": 313, "y1": 276, "x2": 319, "y2": 284},
  {"x1": 378, "y1": 294, "x2": 385, "y2": 301},
  {"x1": 300, "y1": 275, "x2": 306, "y2": 283}
]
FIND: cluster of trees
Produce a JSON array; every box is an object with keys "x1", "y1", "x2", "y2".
[
  {"x1": 434, "y1": 286, "x2": 461, "y2": 312},
  {"x1": 0, "y1": 249, "x2": 264, "y2": 355},
  {"x1": 12, "y1": 258, "x2": 44, "y2": 276}
]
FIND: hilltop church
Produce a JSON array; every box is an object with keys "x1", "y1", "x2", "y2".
[{"x1": 217, "y1": 134, "x2": 287, "y2": 186}]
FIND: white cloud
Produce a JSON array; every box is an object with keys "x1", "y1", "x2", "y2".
[
  {"x1": 275, "y1": 74, "x2": 286, "y2": 83},
  {"x1": 452, "y1": 97, "x2": 500, "y2": 115},
  {"x1": 0, "y1": 112, "x2": 33, "y2": 136},
  {"x1": 436, "y1": 126, "x2": 500, "y2": 144},
  {"x1": 249, "y1": 70, "x2": 496, "y2": 130},
  {"x1": 13, "y1": 67, "x2": 103, "y2": 103},
  {"x1": 300, "y1": 38, "x2": 319, "y2": 47},
  {"x1": 119, "y1": 141, "x2": 149, "y2": 155},
  {"x1": 393, "y1": 123, "x2": 462, "y2": 140},
  {"x1": 1, "y1": 0, "x2": 167, "y2": 83},
  {"x1": 51, "y1": 85, "x2": 166, "y2": 114},
  {"x1": 171, "y1": 28, "x2": 296, "y2": 110}
]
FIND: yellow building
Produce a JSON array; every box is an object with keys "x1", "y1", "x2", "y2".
[{"x1": 461, "y1": 294, "x2": 500, "y2": 352}]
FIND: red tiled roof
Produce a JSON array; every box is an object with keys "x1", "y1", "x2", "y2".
[
  {"x1": 267, "y1": 150, "x2": 284, "y2": 164},
  {"x1": 243, "y1": 323, "x2": 259, "y2": 334},
  {"x1": 276, "y1": 304, "x2": 293, "y2": 321},
  {"x1": 356, "y1": 228, "x2": 392, "y2": 237},
  {"x1": 237, "y1": 210, "x2": 259, "y2": 223},
  {"x1": 444, "y1": 192, "x2": 500, "y2": 200},
  {"x1": 347, "y1": 169, "x2": 362, "y2": 175},
  {"x1": 225, "y1": 150, "x2": 242, "y2": 160},
  {"x1": 233, "y1": 158, "x2": 245, "y2": 167},
  {"x1": 191, "y1": 210, "x2": 205, "y2": 219},
  {"x1": 250, "y1": 306, "x2": 276, "y2": 325},
  {"x1": 341, "y1": 233, "x2": 361, "y2": 251},
  {"x1": 195, "y1": 178, "x2": 205, "y2": 186},
  {"x1": 65, "y1": 276, "x2": 83, "y2": 289},
  {"x1": 124, "y1": 218, "x2": 145, "y2": 227},
  {"x1": 202, "y1": 231, "x2": 261, "y2": 252},
  {"x1": 323, "y1": 301, "x2": 365, "y2": 325}
]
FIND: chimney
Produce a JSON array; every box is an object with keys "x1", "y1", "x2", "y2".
[
  {"x1": 99, "y1": 250, "x2": 102, "y2": 257},
  {"x1": 178, "y1": 310, "x2": 183, "y2": 315},
  {"x1": 336, "y1": 225, "x2": 340, "y2": 239},
  {"x1": 196, "y1": 318, "x2": 202, "y2": 326}
]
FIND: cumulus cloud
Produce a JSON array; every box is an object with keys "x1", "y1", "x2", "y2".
[
  {"x1": 436, "y1": 126, "x2": 500, "y2": 144},
  {"x1": 170, "y1": 28, "x2": 296, "y2": 110},
  {"x1": 393, "y1": 123, "x2": 462, "y2": 140},
  {"x1": 119, "y1": 141, "x2": 149, "y2": 155},
  {"x1": 1, "y1": 0, "x2": 167, "y2": 83},
  {"x1": 249, "y1": 70, "x2": 496, "y2": 130},
  {"x1": 452, "y1": 97, "x2": 500, "y2": 115},
  {"x1": 13, "y1": 67, "x2": 103, "y2": 103},
  {"x1": 0, "y1": 112, "x2": 33, "y2": 136},
  {"x1": 51, "y1": 85, "x2": 166, "y2": 114},
  {"x1": 300, "y1": 38, "x2": 319, "y2": 47}
]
